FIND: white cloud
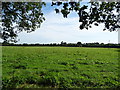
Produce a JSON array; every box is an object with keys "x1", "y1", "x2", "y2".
[{"x1": 17, "y1": 10, "x2": 118, "y2": 44}]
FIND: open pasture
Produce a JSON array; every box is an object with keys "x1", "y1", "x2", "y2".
[{"x1": 2, "y1": 46, "x2": 120, "y2": 88}]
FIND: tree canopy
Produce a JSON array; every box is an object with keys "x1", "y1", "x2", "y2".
[{"x1": 0, "y1": 1, "x2": 120, "y2": 42}]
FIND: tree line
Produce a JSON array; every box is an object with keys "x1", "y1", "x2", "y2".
[{"x1": 1, "y1": 41, "x2": 120, "y2": 48}]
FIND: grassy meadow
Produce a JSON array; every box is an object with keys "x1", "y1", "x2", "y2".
[{"x1": 2, "y1": 46, "x2": 120, "y2": 88}]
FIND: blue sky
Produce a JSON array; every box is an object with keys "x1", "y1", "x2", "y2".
[{"x1": 1, "y1": 1, "x2": 118, "y2": 44}]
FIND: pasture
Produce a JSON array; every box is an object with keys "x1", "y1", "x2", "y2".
[{"x1": 2, "y1": 46, "x2": 120, "y2": 88}]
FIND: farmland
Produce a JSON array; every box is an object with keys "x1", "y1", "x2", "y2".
[{"x1": 2, "y1": 46, "x2": 120, "y2": 88}]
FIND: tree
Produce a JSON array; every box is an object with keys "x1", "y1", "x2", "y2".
[
  {"x1": 1, "y1": 2, "x2": 46, "y2": 42},
  {"x1": 61, "y1": 41, "x2": 67, "y2": 46},
  {"x1": 0, "y1": 1, "x2": 120, "y2": 42},
  {"x1": 77, "y1": 42, "x2": 82, "y2": 47},
  {"x1": 53, "y1": 1, "x2": 120, "y2": 31}
]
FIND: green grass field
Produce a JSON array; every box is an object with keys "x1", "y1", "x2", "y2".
[{"x1": 2, "y1": 46, "x2": 120, "y2": 88}]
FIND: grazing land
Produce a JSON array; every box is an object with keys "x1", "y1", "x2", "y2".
[{"x1": 2, "y1": 46, "x2": 120, "y2": 88}]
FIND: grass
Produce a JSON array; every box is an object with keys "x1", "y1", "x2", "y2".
[{"x1": 2, "y1": 46, "x2": 120, "y2": 88}]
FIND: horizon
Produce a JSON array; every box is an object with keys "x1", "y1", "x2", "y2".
[{"x1": 1, "y1": 41, "x2": 118, "y2": 44}]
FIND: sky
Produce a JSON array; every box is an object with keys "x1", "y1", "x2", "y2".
[{"x1": 1, "y1": 1, "x2": 118, "y2": 44}]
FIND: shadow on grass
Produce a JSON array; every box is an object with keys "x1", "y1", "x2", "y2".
[{"x1": 115, "y1": 48, "x2": 120, "y2": 54}]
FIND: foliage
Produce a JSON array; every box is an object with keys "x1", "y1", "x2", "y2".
[
  {"x1": 2, "y1": 46, "x2": 120, "y2": 88},
  {"x1": 52, "y1": 2, "x2": 120, "y2": 31},
  {"x1": 1, "y1": 2, "x2": 46, "y2": 42}
]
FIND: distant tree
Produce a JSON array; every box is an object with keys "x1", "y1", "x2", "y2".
[
  {"x1": 61, "y1": 41, "x2": 67, "y2": 46},
  {"x1": 101, "y1": 43, "x2": 104, "y2": 45},
  {"x1": 77, "y1": 42, "x2": 82, "y2": 47},
  {"x1": 52, "y1": 43, "x2": 57, "y2": 46},
  {"x1": 23, "y1": 43, "x2": 28, "y2": 46}
]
